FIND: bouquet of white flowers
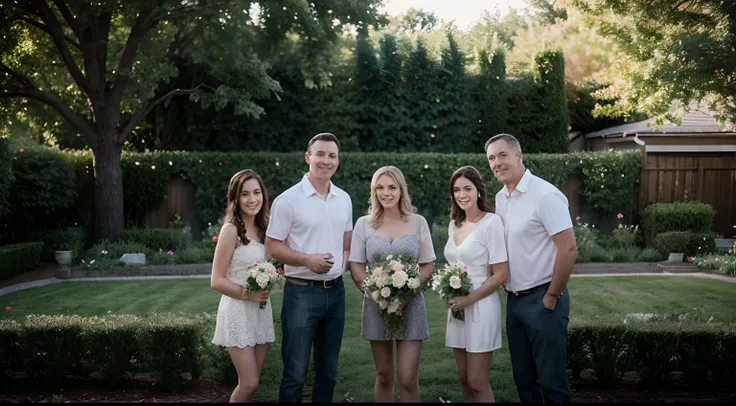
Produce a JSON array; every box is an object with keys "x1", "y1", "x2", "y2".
[
  {"x1": 362, "y1": 254, "x2": 424, "y2": 337},
  {"x1": 431, "y1": 263, "x2": 472, "y2": 320},
  {"x1": 244, "y1": 260, "x2": 285, "y2": 309}
]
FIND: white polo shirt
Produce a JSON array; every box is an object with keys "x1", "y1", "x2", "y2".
[
  {"x1": 266, "y1": 174, "x2": 353, "y2": 281},
  {"x1": 495, "y1": 169, "x2": 573, "y2": 292}
]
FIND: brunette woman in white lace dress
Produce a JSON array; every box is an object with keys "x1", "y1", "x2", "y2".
[{"x1": 211, "y1": 169, "x2": 275, "y2": 402}]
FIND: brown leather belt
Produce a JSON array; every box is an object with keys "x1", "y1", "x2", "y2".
[
  {"x1": 505, "y1": 282, "x2": 551, "y2": 296},
  {"x1": 286, "y1": 275, "x2": 342, "y2": 288}
]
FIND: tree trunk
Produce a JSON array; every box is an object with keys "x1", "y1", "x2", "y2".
[{"x1": 92, "y1": 131, "x2": 124, "y2": 242}]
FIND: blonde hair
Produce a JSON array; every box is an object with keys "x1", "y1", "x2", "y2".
[{"x1": 367, "y1": 166, "x2": 416, "y2": 229}]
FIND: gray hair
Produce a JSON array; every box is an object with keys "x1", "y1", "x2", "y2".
[{"x1": 484, "y1": 133, "x2": 522, "y2": 153}]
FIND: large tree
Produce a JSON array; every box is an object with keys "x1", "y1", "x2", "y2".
[
  {"x1": 1, "y1": 0, "x2": 382, "y2": 241},
  {"x1": 571, "y1": 0, "x2": 736, "y2": 125}
]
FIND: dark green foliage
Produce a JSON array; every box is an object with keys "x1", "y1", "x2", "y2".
[
  {"x1": 2, "y1": 144, "x2": 78, "y2": 242},
  {"x1": 641, "y1": 201, "x2": 716, "y2": 246},
  {"x1": 0, "y1": 242, "x2": 43, "y2": 282},
  {"x1": 29, "y1": 227, "x2": 86, "y2": 262},
  {"x1": 120, "y1": 228, "x2": 192, "y2": 252},
  {"x1": 568, "y1": 317, "x2": 736, "y2": 389},
  {"x1": 0, "y1": 138, "x2": 13, "y2": 219},
  {"x1": 652, "y1": 231, "x2": 717, "y2": 257},
  {"x1": 476, "y1": 47, "x2": 508, "y2": 142},
  {"x1": 0, "y1": 314, "x2": 203, "y2": 390}
]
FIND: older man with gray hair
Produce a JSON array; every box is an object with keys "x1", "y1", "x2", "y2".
[{"x1": 485, "y1": 133, "x2": 578, "y2": 403}]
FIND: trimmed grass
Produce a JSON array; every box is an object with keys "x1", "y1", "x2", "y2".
[{"x1": 2, "y1": 276, "x2": 736, "y2": 402}]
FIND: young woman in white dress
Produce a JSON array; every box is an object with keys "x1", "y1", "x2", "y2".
[
  {"x1": 443, "y1": 166, "x2": 509, "y2": 403},
  {"x1": 211, "y1": 169, "x2": 275, "y2": 402}
]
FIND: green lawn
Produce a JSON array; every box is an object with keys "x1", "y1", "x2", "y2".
[{"x1": 2, "y1": 276, "x2": 735, "y2": 402}]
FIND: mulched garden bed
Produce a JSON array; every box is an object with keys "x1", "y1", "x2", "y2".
[{"x1": 0, "y1": 373, "x2": 733, "y2": 403}]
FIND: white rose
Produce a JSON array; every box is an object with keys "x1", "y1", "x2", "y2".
[
  {"x1": 375, "y1": 275, "x2": 385, "y2": 288},
  {"x1": 249, "y1": 268, "x2": 259, "y2": 278},
  {"x1": 371, "y1": 290, "x2": 380, "y2": 301},
  {"x1": 380, "y1": 286, "x2": 392, "y2": 298},
  {"x1": 387, "y1": 301, "x2": 401, "y2": 314},
  {"x1": 256, "y1": 273, "x2": 270, "y2": 289},
  {"x1": 378, "y1": 300, "x2": 388, "y2": 309},
  {"x1": 407, "y1": 277, "x2": 421, "y2": 290},
  {"x1": 449, "y1": 275, "x2": 462, "y2": 289},
  {"x1": 392, "y1": 271, "x2": 408, "y2": 288}
]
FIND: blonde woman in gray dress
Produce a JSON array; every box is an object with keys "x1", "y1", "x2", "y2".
[{"x1": 349, "y1": 166, "x2": 436, "y2": 402}]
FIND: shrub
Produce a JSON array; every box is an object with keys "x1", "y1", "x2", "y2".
[
  {"x1": 0, "y1": 138, "x2": 14, "y2": 219},
  {"x1": 611, "y1": 246, "x2": 640, "y2": 262},
  {"x1": 641, "y1": 201, "x2": 715, "y2": 246},
  {"x1": 82, "y1": 241, "x2": 152, "y2": 264},
  {"x1": 431, "y1": 222, "x2": 449, "y2": 264},
  {"x1": 0, "y1": 313, "x2": 204, "y2": 390},
  {"x1": 29, "y1": 227, "x2": 86, "y2": 262},
  {"x1": 121, "y1": 228, "x2": 192, "y2": 251},
  {"x1": 0, "y1": 242, "x2": 44, "y2": 282},
  {"x1": 653, "y1": 231, "x2": 717, "y2": 257},
  {"x1": 568, "y1": 316, "x2": 736, "y2": 389},
  {"x1": 693, "y1": 254, "x2": 736, "y2": 276},
  {"x1": 611, "y1": 224, "x2": 639, "y2": 248},
  {"x1": 635, "y1": 248, "x2": 664, "y2": 262}
]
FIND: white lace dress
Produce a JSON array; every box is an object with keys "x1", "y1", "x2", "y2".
[{"x1": 212, "y1": 241, "x2": 275, "y2": 348}]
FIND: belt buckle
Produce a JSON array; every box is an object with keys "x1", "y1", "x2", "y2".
[
  {"x1": 323, "y1": 279, "x2": 333, "y2": 288},
  {"x1": 513, "y1": 290, "x2": 519, "y2": 296}
]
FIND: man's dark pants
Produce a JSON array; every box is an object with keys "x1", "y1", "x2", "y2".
[
  {"x1": 506, "y1": 286, "x2": 570, "y2": 403},
  {"x1": 279, "y1": 278, "x2": 345, "y2": 403}
]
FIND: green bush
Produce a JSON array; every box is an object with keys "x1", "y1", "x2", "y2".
[
  {"x1": 636, "y1": 248, "x2": 664, "y2": 262},
  {"x1": 121, "y1": 227, "x2": 192, "y2": 251},
  {"x1": 82, "y1": 241, "x2": 152, "y2": 264},
  {"x1": 0, "y1": 138, "x2": 14, "y2": 219},
  {"x1": 431, "y1": 222, "x2": 449, "y2": 264},
  {"x1": 641, "y1": 201, "x2": 715, "y2": 246},
  {"x1": 4, "y1": 144, "x2": 79, "y2": 240},
  {"x1": 568, "y1": 316, "x2": 736, "y2": 388},
  {"x1": 693, "y1": 254, "x2": 736, "y2": 276},
  {"x1": 0, "y1": 313, "x2": 204, "y2": 390},
  {"x1": 652, "y1": 231, "x2": 717, "y2": 258},
  {"x1": 0, "y1": 242, "x2": 43, "y2": 281},
  {"x1": 29, "y1": 227, "x2": 87, "y2": 262}
]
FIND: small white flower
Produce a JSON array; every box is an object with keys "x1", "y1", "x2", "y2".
[
  {"x1": 380, "y1": 286, "x2": 391, "y2": 298},
  {"x1": 371, "y1": 291, "x2": 380, "y2": 301},
  {"x1": 407, "y1": 277, "x2": 421, "y2": 289},
  {"x1": 387, "y1": 301, "x2": 401, "y2": 314},
  {"x1": 256, "y1": 273, "x2": 270, "y2": 289},
  {"x1": 378, "y1": 300, "x2": 388, "y2": 309}
]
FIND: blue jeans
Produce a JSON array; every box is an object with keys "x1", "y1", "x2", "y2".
[
  {"x1": 506, "y1": 287, "x2": 570, "y2": 403},
  {"x1": 279, "y1": 278, "x2": 346, "y2": 403}
]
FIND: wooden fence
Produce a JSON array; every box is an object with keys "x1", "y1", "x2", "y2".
[{"x1": 638, "y1": 152, "x2": 736, "y2": 237}]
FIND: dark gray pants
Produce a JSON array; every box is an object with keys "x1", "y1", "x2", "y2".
[{"x1": 506, "y1": 287, "x2": 570, "y2": 403}]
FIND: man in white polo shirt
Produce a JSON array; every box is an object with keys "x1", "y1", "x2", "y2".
[
  {"x1": 485, "y1": 133, "x2": 578, "y2": 403},
  {"x1": 265, "y1": 133, "x2": 353, "y2": 403}
]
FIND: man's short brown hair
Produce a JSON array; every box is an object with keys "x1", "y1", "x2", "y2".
[{"x1": 307, "y1": 133, "x2": 340, "y2": 153}]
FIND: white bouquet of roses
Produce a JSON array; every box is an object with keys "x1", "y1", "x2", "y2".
[
  {"x1": 431, "y1": 263, "x2": 472, "y2": 320},
  {"x1": 362, "y1": 253, "x2": 424, "y2": 337},
  {"x1": 244, "y1": 260, "x2": 285, "y2": 309}
]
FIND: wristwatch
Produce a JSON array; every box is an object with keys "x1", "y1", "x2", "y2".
[{"x1": 547, "y1": 291, "x2": 562, "y2": 301}]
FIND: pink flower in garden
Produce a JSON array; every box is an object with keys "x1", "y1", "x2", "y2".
[
  {"x1": 101, "y1": 250, "x2": 108, "y2": 255},
  {"x1": 4, "y1": 305, "x2": 11, "y2": 312},
  {"x1": 617, "y1": 213, "x2": 623, "y2": 219},
  {"x1": 462, "y1": 267, "x2": 468, "y2": 273},
  {"x1": 575, "y1": 216, "x2": 581, "y2": 222},
  {"x1": 687, "y1": 256, "x2": 694, "y2": 263},
  {"x1": 730, "y1": 249, "x2": 733, "y2": 254},
  {"x1": 708, "y1": 316, "x2": 714, "y2": 323},
  {"x1": 167, "y1": 250, "x2": 174, "y2": 255}
]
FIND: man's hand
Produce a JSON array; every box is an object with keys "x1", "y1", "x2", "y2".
[
  {"x1": 304, "y1": 253, "x2": 334, "y2": 274},
  {"x1": 542, "y1": 293, "x2": 558, "y2": 311}
]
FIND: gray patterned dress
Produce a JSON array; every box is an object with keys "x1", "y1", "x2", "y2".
[{"x1": 349, "y1": 214, "x2": 436, "y2": 341}]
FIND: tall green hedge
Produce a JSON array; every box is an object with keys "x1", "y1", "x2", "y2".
[
  {"x1": 3, "y1": 146, "x2": 641, "y2": 240},
  {"x1": 107, "y1": 150, "x2": 641, "y2": 233},
  {"x1": 0, "y1": 138, "x2": 13, "y2": 219},
  {"x1": 641, "y1": 201, "x2": 716, "y2": 246}
]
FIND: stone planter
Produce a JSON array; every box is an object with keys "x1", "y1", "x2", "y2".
[
  {"x1": 54, "y1": 267, "x2": 71, "y2": 280},
  {"x1": 667, "y1": 252, "x2": 684, "y2": 263},
  {"x1": 54, "y1": 250, "x2": 73, "y2": 265}
]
